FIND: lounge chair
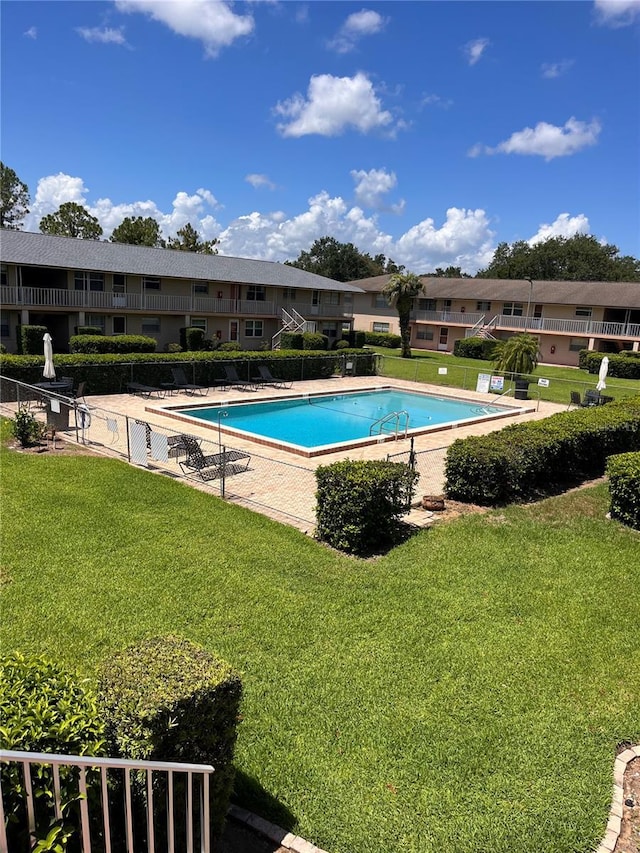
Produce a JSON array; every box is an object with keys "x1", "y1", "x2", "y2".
[
  {"x1": 126, "y1": 382, "x2": 166, "y2": 399},
  {"x1": 254, "y1": 365, "x2": 293, "y2": 389},
  {"x1": 178, "y1": 435, "x2": 251, "y2": 481},
  {"x1": 221, "y1": 364, "x2": 257, "y2": 391},
  {"x1": 169, "y1": 367, "x2": 209, "y2": 396}
]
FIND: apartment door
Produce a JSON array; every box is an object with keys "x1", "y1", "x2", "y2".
[
  {"x1": 229, "y1": 320, "x2": 239, "y2": 342},
  {"x1": 438, "y1": 327, "x2": 449, "y2": 351}
]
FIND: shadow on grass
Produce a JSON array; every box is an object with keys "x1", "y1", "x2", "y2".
[{"x1": 232, "y1": 769, "x2": 297, "y2": 831}]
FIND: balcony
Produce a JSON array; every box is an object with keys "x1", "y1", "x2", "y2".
[{"x1": 411, "y1": 310, "x2": 485, "y2": 326}]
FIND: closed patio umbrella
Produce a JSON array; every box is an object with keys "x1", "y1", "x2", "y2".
[
  {"x1": 43, "y1": 332, "x2": 56, "y2": 380},
  {"x1": 596, "y1": 355, "x2": 609, "y2": 391}
]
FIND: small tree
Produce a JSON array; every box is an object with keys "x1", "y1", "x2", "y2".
[
  {"x1": 39, "y1": 202, "x2": 103, "y2": 239},
  {"x1": 492, "y1": 333, "x2": 539, "y2": 380},
  {"x1": 382, "y1": 272, "x2": 423, "y2": 358},
  {"x1": 110, "y1": 215, "x2": 165, "y2": 247},
  {"x1": 167, "y1": 222, "x2": 218, "y2": 254},
  {"x1": 0, "y1": 162, "x2": 30, "y2": 230}
]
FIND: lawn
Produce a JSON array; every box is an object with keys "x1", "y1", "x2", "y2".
[
  {"x1": 371, "y1": 346, "x2": 640, "y2": 405},
  {"x1": 1, "y1": 426, "x2": 639, "y2": 853}
]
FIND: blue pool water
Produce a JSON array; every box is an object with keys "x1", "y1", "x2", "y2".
[{"x1": 176, "y1": 389, "x2": 513, "y2": 452}]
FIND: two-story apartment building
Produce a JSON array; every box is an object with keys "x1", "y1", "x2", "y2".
[
  {"x1": 0, "y1": 230, "x2": 364, "y2": 353},
  {"x1": 352, "y1": 274, "x2": 640, "y2": 367}
]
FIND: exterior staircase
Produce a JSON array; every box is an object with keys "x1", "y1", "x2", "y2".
[
  {"x1": 465, "y1": 315, "x2": 498, "y2": 340},
  {"x1": 271, "y1": 307, "x2": 316, "y2": 349}
]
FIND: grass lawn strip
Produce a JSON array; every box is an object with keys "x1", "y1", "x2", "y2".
[{"x1": 1, "y1": 426, "x2": 639, "y2": 853}]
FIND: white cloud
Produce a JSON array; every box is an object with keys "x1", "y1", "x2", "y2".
[
  {"x1": 594, "y1": 0, "x2": 640, "y2": 26},
  {"x1": 115, "y1": 0, "x2": 254, "y2": 57},
  {"x1": 350, "y1": 168, "x2": 403, "y2": 211},
  {"x1": 24, "y1": 26, "x2": 37, "y2": 39},
  {"x1": 23, "y1": 171, "x2": 500, "y2": 274},
  {"x1": 76, "y1": 26, "x2": 127, "y2": 45},
  {"x1": 470, "y1": 117, "x2": 601, "y2": 161},
  {"x1": 327, "y1": 9, "x2": 387, "y2": 53},
  {"x1": 245, "y1": 174, "x2": 276, "y2": 190},
  {"x1": 274, "y1": 72, "x2": 395, "y2": 138},
  {"x1": 464, "y1": 37, "x2": 490, "y2": 66},
  {"x1": 541, "y1": 59, "x2": 574, "y2": 79},
  {"x1": 420, "y1": 93, "x2": 453, "y2": 109},
  {"x1": 528, "y1": 213, "x2": 591, "y2": 245}
]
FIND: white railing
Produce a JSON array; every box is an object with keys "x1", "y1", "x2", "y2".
[
  {"x1": 0, "y1": 749, "x2": 214, "y2": 853},
  {"x1": 278, "y1": 301, "x2": 352, "y2": 319},
  {"x1": 412, "y1": 310, "x2": 485, "y2": 325}
]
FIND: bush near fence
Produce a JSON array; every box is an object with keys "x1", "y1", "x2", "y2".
[
  {"x1": 97, "y1": 635, "x2": 242, "y2": 843},
  {"x1": 0, "y1": 349, "x2": 376, "y2": 395},
  {"x1": 315, "y1": 460, "x2": 418, "y2": 556},
  {"x1": 453, "y1": 336, "x2": 498, "y2": 360},
  {"x1": 444, "y1": 396, "x2": 640, "y2": 506},
  {"x1": 579, "y1": 349, "x2": 640, "y2": 379},
  {"x1": 70, "y1": 334, "x2": 157, "y2": 354},
  {"x1": 363, "y1": 331, "x2": 401, "y2": 349},
  {"x1": 607, "y1": 451, "x2": 640, "y2": 530}
]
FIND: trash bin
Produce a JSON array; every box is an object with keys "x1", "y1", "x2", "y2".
[
  {"x1": 514, "y1": 380, "x2": 530, "y2": 400},
  {"x1": 46, "y1": 402, "x2": 71, "y2": 430}
]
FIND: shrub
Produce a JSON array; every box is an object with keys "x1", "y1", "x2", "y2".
[
  {"x1": 166, "y1": 342, "x2": 183, "y2": 353},
  {"x1": 12, "y1": 406, "x2": 44, "y2": 447},
  {"x1": 0, "y1": 652, "x2": 105, "y2": 851},
  {"x1": 364, "y1": 331, "x2": 402, "y2": 349},
  {"x1": 302, "y1": 332, "x2": 328, "y2": 350},
  {"x1": 354, "y1": 330, "x2": 366, "y2": 348},
  {"x1": 69, "y1": 334, "x2": 157, "y2": 354},
  {"x1": 218, "y1": 341, "x2": 241, "y2": 351},
  {"x1": 75, "y1": 326, "x2": 102, "y2": 336},
  {"x1": 19, "y1": 324, "x2": 48, "y2": 355},
  {"x1": 97, "y1": 635, "x2": 243, "y2": 844},
  {"x1": 444, "y1": 396, "x2": 640, "y2": 505},
  {"x1": 582, "y1": 350, "x2": 640, "y2": 381},
  {"x1": 336, "y1": 339, "x2": 350, "y2": 350},
  {"x1": 454, "y1": 337, "x2": 497, "y2": 360},
  {"x1": 280, "y1": 332, "x2": 303, "y2": 350},
  {"x1": 315, "y1": 460, "x2": 418, "y2": 555},
  {"x1": 607, "y1": 451, "x2": 640, "y2": 530},
  {"x1": 180, "y1": 327, "x2": 205, "y2": 352}
]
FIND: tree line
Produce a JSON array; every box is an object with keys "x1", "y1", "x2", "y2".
[{"x1": 2, "y1": 161, "x2": 638, "y2": 278}]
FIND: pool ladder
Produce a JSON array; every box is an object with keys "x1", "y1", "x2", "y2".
[{"x1": 369, "y1": 410, "x2": 410, "y2": 439}]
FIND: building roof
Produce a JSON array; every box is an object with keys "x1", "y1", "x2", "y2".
[
  {"x1": 0, "y1": 230, "x2": 364, "y2": 293},
  {"x1": 351, "y1": 274, "x2": 640, "y2": 309}
]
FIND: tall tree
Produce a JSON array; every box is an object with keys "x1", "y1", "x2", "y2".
[
  {"x1": 39, "y1": 202, "x2": 103, "y2": 239},
  {"x1": 287, "y1": 236, "x2": 404, "y2": 282},
  {"x1": 0, "y1": 162, "x2": 30, "y2": 230},
  {"x1": 111, "y1": 216, "x2": 166, "y2": 247},
  {"x1": 383, "y1": 272, "x2": 423, "y2": 358},
  {"x1": 166, "y1": 223, "x2": 218, "y2": 254},
  {"x1": 428, "y1": 266, "x2": 471, "y2": 278},
  {"x1": 477, "y1": 234, "x2": 640, "y2": 281}
]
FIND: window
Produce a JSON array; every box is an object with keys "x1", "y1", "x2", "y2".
[
  {"x1": 575, "y1": 306, "x2": 592, "y2": 318},
  {"x1": 476, "y1": 301, "x2": 491, "y2": 312},
  {"x1": 113, "y1": 274, "x2": 126, "y2": 293},
  {"x1": 193, "y1": 283, "x2": 208, "y2": 295},
  {"x1": 0, "y1": 314, "x2": 9, "y2": 337},
  {"x1": 143, "y1": 277, "x2": 161, "y2": 291},
  {"x1": 325, "y1": 292, "x2": 340, "y2": 305},
  {"x1": 1, "y1": 265, "x2": 7, "y2": 287},
  {"x1": 373, "y1": 322, "x2": 390, "y2": 333},
  {"x1": 113, "y1": 316, "x2": 126, "y2": 335},
  {"x1": 417, "y1": 298, "x2": 437, "y2": 311},
  {"x1": 533, "y1": 304, "x2": 543, "y2": 319},
  {"x1": 86, "y1": 314, "x2": 106, "y2": 333},
  {"x1": 416, "y1": 328, "x2": 434, "y2": 340},
  {"x1": 75, "y1": 271, "x2": 104, "y2": 292},
  {"x1": 373, "y1": 294, "x2": 388, "y2": 309},
  {"x1": 569, "y1": 337, "x2": 588, "y2": 352},
  {"x1": 245, "y1": 320, "x2": 263, "y2": 337},
  {"x1": 322, "y1": 322, "x2": 338, "y2": 338},
  {"x1": 312, "y1": 290, "x2": 320, "y2": 306},
  {"x1": 503, "y1": 302, "x2": 524, "y2": 316},
  {"x1": 190, "y1": 318, "x2": 207, "y2": 331},
  {"x1": 247, "y1": 285, "x2": 265, "y2": 301},
  {"x1": 442, "y1": 299, "x2": 452, "y2": 310},
  {"x1": 141, "y1": 317, "x2": 160, "y2": 334},
  {"x1": 282, "y1": 288, "x2": 297, "y2": 300}
]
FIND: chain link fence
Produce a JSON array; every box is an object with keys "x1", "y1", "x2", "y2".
[{"x1": 386, "y1": 439, "x2": 449, "y2": 499}]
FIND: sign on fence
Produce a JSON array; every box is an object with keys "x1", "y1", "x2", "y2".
[{"x1": 476, "y1": 373, "x2": 491, "y2": 393}]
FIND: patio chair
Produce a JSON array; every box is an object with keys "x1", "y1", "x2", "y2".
[
  {"x1": 169, "y1": 367, "x2": 209, "y2": 396},
  {"x1": 221, "y1": 364, "x2": 257, "y2": 391},
  {"x1": 254, "y1": 365, "x2": 293, "y2": 390},
  {"x1": 178, "y1": 435, "x2": 251, "y2": 481},
  {"x1": 568, "y1": 391, "x2": 582, "y2": 410},
  {"x1": 582, "y1": 389, "x2": 602, "y2": 407},
  {"x1": 69, "y1": 380, "x2": 86, "y2": 403}
]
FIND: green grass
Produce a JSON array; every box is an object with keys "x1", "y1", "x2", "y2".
[
  {"x1": 371, "y1": 346, "x2": 640, "y2": 405},
  {"x1": 1, "y1": 430, "x2": 639, "y2": 852}
]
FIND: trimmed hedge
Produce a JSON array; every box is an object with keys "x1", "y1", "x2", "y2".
[
  {"x1": 97, "y1": 636, "x2": 242, "y2": 844},
  {"x1": 0, "y1": 349, "x2": 376, "y2": 395},
  {"x1": 302, "y1": 332, "x2": 329, "y2": 350},
  {"x1": 607, "y1": 451, "x2": 640, "y2": 530},
  {"x1": 579, "y1": 349, "x2": 640, "y2": 380},
  {"x1": 76, "y1": 326, "x2": 102, "y2": 335},
  {"x1": 70, "y1": 334, "x2": 157, "y2": 354},
  {"x1": 280, "y1": 332, "x2": 303, "y2": 349},
  {"x1": 454, "y1": 336, "x2": 498, "y2": 360},
  {"x1": 444, "y1": 396, "x2": 640, "y2": 505},
  {"x1": 180, "y1": 327, "x2": 205, "y2": 351},
  {"x1": 363, "y1": 331, "x2": 402, "y2": 349},
  {"x1": 0, "y1": 653, "x2": 105, "y2": 851},
  {"x1": 19, "y1": 324, "x2": 48, "y2": 355},
  {"x1": 315, "y1": 460, "x2": 418, "y2": 555}
]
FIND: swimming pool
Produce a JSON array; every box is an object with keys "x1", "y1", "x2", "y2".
[{"x1": 167, "y1": 387, "x2": 522, "y2": 456}]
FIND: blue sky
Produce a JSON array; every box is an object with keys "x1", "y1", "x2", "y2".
[{"x1": 2, "y1": 0, "x2": 639, "y2": 273}]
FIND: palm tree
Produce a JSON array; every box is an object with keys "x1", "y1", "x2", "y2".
[
  {"x1": 492, "y1": 333, "x2": 539, "y2": 380},
  {"x1": 382, "y1": 272, "x2": 423, "y2": 358}
]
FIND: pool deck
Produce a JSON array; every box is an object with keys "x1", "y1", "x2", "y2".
[{"x1": 81, "y1": 376, "x2": 565, "y2": 531}]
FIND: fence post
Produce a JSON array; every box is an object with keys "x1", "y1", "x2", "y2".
[{"x1": 220, "y1": 445, "x2": 226, "y2": 499}]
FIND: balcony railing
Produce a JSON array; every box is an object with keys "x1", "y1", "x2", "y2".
[
  {"x1": 0, "y1": 748, "x2": 213, "y2": 853},
  {"x1": 411, "y1": 310, "x2": 485, "y2": 325}
]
